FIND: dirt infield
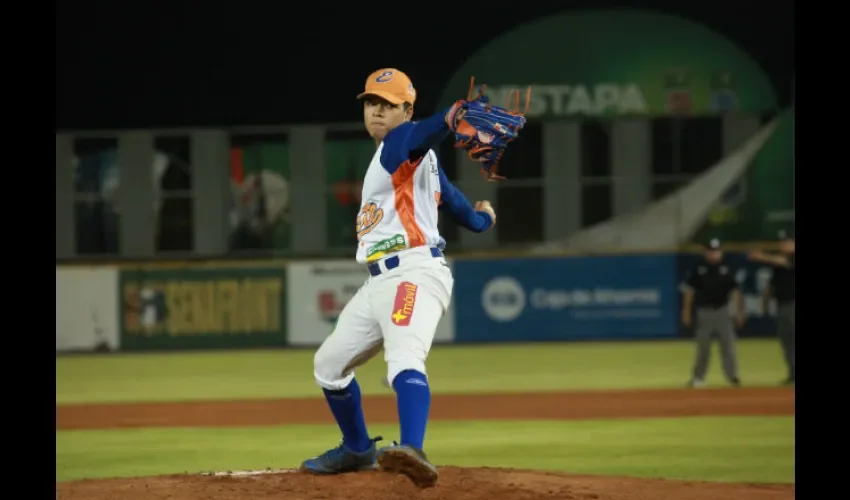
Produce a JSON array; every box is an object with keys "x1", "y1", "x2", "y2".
[
  {"x1": 59, "y1": 467, "x2": 794, "y2": 500},
  {"x1": 57, "y1": 387, "x2": 794, "y2": 430},
  {"x1": 56, "y1": 387, "x2": 795, "y2": 500}
]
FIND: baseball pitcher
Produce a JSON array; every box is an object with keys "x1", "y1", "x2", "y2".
[{"x1": 300, "y1": 68, "x2": 528, "y2": 488}]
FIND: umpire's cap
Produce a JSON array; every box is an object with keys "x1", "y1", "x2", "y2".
[{"x1": 704, "y1": 238, "x2": 722, "y2": 250}]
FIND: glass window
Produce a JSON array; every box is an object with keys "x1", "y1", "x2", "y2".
[
  {"x1": 73, "y1": 137, "x2": 119, "y2": 255},
  {"x1": 228, "y1": 134, "x2": 291, "y2": 253},
  {"x1": 679, "y1": 117, "x2": 722, "y2": 175},
  {"x1": 154, "y1": 136, "x2": 193, "y2": 252},
  {"x1": 651, "y1": 118, "x2": 675, "y2": 175},
  {"x1": 581, "y1": 183, "x2": 612, "y2": 228},
  {"x1": 496, "y1": 184, "x2": 543, "y2": 244},
  {"x1": 581, "y1": 120, "x2": 611, "y2": 178}
]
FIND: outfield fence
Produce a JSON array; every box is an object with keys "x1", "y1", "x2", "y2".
[{"x1": 56, "y1": 251, "x2": 779, "y2": 353}]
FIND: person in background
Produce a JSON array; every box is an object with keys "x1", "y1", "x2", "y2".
[
  {"x1": 749, "y1": 231, "x2": 795, "y2": 385},
  {"x1": 682, "y1": 238, "x2": 745, "y2": 388}
]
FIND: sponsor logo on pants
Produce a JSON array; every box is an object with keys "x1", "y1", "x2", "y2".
[{"x1": 391, "y1": 282, "x2": 418, "y2": 326}]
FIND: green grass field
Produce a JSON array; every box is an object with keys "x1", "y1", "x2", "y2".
[
  {"x1": 56, "y1": 339, "x2": 795, "y2": 484},
  {"x1": 56, "y1": 339, "x2": 790, "y2": 404}
]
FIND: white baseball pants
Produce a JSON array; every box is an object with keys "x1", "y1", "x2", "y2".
[{"x1": 313, "y1": 246, "x2": 454, "y2": 391}]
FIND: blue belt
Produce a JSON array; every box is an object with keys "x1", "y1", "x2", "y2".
[{"x1": 368, "y1": 247, "x2": 443, "y2": 277}]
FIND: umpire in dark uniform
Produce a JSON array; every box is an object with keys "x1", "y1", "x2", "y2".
[
  {"x1": 682, "y1": 239, "x2": 746, "y2": 387},
  {"x1": 749, "y1": 231, "x2": 795, "y2": 385}
]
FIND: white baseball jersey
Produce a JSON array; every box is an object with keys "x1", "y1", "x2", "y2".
[
  {"x1": 312, "y1": 111, "x2": 481, "y2": 394},
  {"x1": 354, "y1": 143, "x2": 446, "y2": 263}
]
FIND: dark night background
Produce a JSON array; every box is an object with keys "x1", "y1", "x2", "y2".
[{"x1": 56, "y1": 0, "x2": 794, "y2": 131}]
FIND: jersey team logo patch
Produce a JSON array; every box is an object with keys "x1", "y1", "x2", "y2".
[{"x1": 391, "y1": 282, "x2": 418, "y2": 326}]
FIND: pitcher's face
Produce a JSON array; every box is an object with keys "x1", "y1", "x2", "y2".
[{"x1": 363, "y1": 97, "x2": 412, "y2": 142}]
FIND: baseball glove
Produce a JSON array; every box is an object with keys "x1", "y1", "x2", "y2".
[{"x1": 445, "y1": 77, "x2": 531, "y2": 181}]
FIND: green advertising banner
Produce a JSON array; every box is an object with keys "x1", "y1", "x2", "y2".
[
  {"x1": 120, "y1": 265, "x2": 288, "y2": 350},
  {"x1": 438, "y1": 9, "x2": 777, "y2": 118},
  {"x1": 325, "y1": 139, "x2": 376, "y2": 249},
  {"x1": 694, "y1": 108, "x2": 795, "y2": 242},
  {"x1": 229, "y1": 142, "x2": 291, "y2": 251}
]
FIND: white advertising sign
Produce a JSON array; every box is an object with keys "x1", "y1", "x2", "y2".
[
  {"x1": 56, "y1": 266, "x2": 120, "y2": 352},
  {"x1": 287, "y1": 260, "x2": 456, "y2": 346}
]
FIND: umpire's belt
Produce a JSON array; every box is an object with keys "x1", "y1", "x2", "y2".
[{"x1": 368, "y1": 247, "x2": 443, "y2": 277}]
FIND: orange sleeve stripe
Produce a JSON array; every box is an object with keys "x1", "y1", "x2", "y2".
[{"x1": 391, "y1": 159, "x2": 427, "y2": 248}]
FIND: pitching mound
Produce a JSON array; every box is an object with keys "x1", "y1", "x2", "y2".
[{"x1": 57, "y1": 467, "x2": 794, "y2": 500}]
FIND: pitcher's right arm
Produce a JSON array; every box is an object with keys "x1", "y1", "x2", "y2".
[{"x1": 435, "y1": 166, "x2": 494, "y2": 233}]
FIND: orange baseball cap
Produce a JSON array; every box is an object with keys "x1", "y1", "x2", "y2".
[{"x1": 357, "y1": 68, "x2": 417, "y2": 106}]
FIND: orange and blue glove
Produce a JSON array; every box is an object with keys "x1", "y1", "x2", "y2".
[{"x1": 445, "y1": 78, "x2": 530, "y2": 181}]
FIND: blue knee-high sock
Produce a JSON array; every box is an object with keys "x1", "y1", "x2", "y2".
[
  {"x1": 392, "y1": 370, "x2": 431, "y2": 450},
  {"x1": 323, "y1": 378, "x2": 371, "y2": 452}
]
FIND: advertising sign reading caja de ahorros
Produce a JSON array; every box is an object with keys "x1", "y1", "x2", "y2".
[{"x1": 452, "y1": 255, "x2": 679, "y2": 343}]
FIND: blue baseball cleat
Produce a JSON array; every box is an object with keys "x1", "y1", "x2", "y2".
[
  {"x1": 377, "y1": 442, "x2": 439, "y2": 488},
  {"x1": 300, "y1": 436, "x2": 383, "y2": 474}
]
